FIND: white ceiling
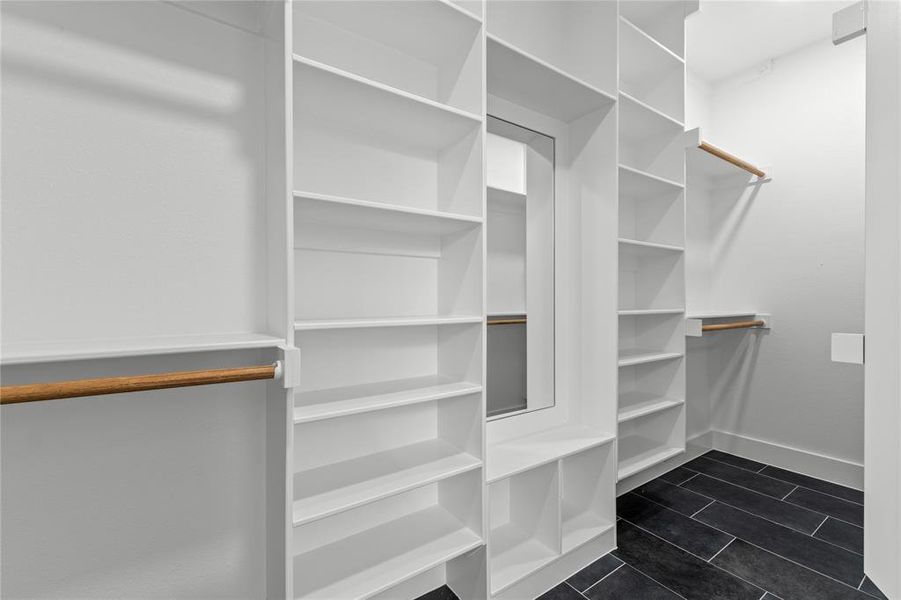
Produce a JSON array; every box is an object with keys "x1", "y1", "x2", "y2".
[{"x1": 686, "y1": 0, "x2": 853, "y2": 83}]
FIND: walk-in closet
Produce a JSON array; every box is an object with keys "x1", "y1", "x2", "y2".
[{"x1": 2, "y1": 1, "x2": 900, "y2": 599}]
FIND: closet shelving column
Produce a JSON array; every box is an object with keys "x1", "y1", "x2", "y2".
[
  {"x1": 484, "y1": 2, "x2": 619, "y2": 598},
  {"x1": 290, "y1": 2, "x2": 486, "y2": 599},
  {"x1": 616, "y1": 1, "x2": 689, "y2": 481}
]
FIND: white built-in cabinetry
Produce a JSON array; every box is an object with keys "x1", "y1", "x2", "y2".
[{"x1": 616, "y1": 1, "x2": 690, "y2": 482}]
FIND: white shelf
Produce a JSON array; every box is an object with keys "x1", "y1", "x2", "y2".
[
  {"x1": 293, "y1": 55, "x2": 481, "y2": 154},
  {"x1": 618, "y1": 391, "x2": 685, "y2": 423},
  {"x1": 294, "y1": 505, "x2": 481, "y2": 599},
  {"x1": 295, "y1": 376, "x2": 482, "y2": 424},
  {"x1": 619, "y1": 237, "x2": 685, "y2": 255},
  {"x1": 294, "y1": 191, "x2": 482, "y2": 236},
  {"x1": 619, "y1": 16, "x2": 684, "y2": 82},
  {"x1": 294, "y1": 315, "x2": 483, "y2": 331},
  {"x1": 487, "y1": 425, "x2": 615, "y2": 483},
  {"x1": 619, "y1": 164, "x2": 684, "y2": 196},
  {"x1": 686, "y1": 311, "x2": 759, "y2": 320},
  {"x1": 489, "y1": 522, "x2": 558, "y2": 594},
  {"x1": 0, "y1": 332, "x2": 284, "y2": 366},
  {"x1": 619, "y1": 91, "x2": 683, "y2": 142},
  {"x1": 561, "y1": 507, "x2": 614, "y2": 553},
  {"x1": 618, "y1": 349, "x2": 683, "y2": 367},
  {"x1": 293, "y1": 438, "x2": 480, "y2": 526},
  {"x1": 618, "y1": 434, "x2": 684, "y2": 480},
  {"x1": 618, "y1": 308, "x2": 684, "y2": 316},
  {"x1": 486, "y1": 35, "x2": 616, "y2": 122}
]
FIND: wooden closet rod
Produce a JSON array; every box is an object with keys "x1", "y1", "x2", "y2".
[
  {"x1": 487, "y1": 318, "x2": 527, "y2": 326},
  {"x1": 0, "y1": 363, "x2": 279, "y2": 405},
  {"x1": 699, "y1": 141, "x2": 766, "y2": 178},
  {"x1": 702, "y1": 320, "x2": 766, "y2": 332}
]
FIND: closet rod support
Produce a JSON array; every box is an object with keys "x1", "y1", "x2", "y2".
[
  {"x1": 699, "y1": 141, "x2": 766, "y2": 177},
  {"x1": 0, "y1": 362, "x2": 281, "y2": 405}
]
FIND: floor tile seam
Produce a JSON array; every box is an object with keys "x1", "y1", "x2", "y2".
[
  {"x1": 810, "y1": 515, "x2": 829, "y2": 537},
  {"x1": 783, "y1": 496, "x2": 864, "y2": 529},
  {"x1": 781, "y1": 485, "x2": 799, "y2": 500},
  {"x1": 602, "y1": 553, "x2": 691, "y2": 600},
  {"x1": 707, "y1": 536, "x2": 737, "y2": 563},
  {"x1": 701, "y1": 453, "x2": 770, "y2": 476},
  {"x1": 580, "y1": 563, "x2": 625, "y2": 595},
  {"x1": 562, "y1": 580, "x2": 591, "y2": 600},
  {"x1": 616, "y1": 515, "x2": 769, "y2": 596}
]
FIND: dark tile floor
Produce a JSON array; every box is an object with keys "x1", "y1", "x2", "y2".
[{"x1": 417, "y1": 450, "x2": 886, "y2": 600}]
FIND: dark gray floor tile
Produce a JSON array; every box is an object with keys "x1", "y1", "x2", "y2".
[
  {"x1": 711, "y1": 538, "x2": 872, "y2": 600},
  {"x1": 632, "y1": 477, "x2": 714, "y2": 516},
  {"x1": 860, "y1": 576, "x2": 889, "y2": 600},
  {"x1": 415, "y1": 585, "x2": 459, "y2": 600},
  {"x1": 785, "y1": 487, "x2": 863, "y2": 527},
  {"x1": 814, "y1": 518, "x2": 863, "y2": 555},
  {"x1": 537, "y1": 582, "x2": 585, "y2": 600},
  {"x1": 682, "y1": 457, "x2": 795, "y2": 499},
  {"x1": 695, "y1": 502, "x2": 864, "y2": 587},
  {"x1": 584, "y1": 564, "x2": 681, "y2": 600},
  {"x1": 658, "y1": 466, "x2": 700, "y2": 486},
  {"x1": 704, "y1": 450, "x2": 767, "y2": 473},
  {"x1": 567, "y1": 554, "x2": 624, "y2": 592},
  {"x1": 618, "y1": 493, "x2": 733, "y2": 560},
  {"x1": 683, "y1": 474, "x2": 825, "y2": 534},
  {"x1": 759, "y1": 466, "x2": 864, "y2": 505},
  {"x1": 611, "y1": 520, "x2": 764, "y2": 600}
]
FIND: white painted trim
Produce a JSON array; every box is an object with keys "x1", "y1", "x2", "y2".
[{"x1": 710, "y1": 430, "x2": 863, "y2": 490}]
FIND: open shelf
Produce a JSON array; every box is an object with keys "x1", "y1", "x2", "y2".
[
  {"x1": 618, "y1": 309, "x2": 684, "y2": 316},
  {"x1": 293, "y1": 437, "x2": 481, "y2": 526},
  {"x1": 0, "y1": 332, "x2": 284, "y2": 366},
  {"x1": 618, "y1": 436, "x2": 684, "y2": 480},
  {"x1": 294, "y1": 56, "x2": 480, "y2": 153},
  {"x1": 295, "y1": 376, "x2": 482, "y2": 424},
  {"x1": 292, "y1": 0, "x2": 482, "y2": 114},
  {"x1": 489, "y1": 463, "x2": 560, "y2": 594},
  {"x1": 619, "y1": 165, "x2": 684, "y2": 196},
  {"x1": 617, "y1": 403, "x2": 685, "y2": 480},
  {"x1": 618, "y1": 349, "x2": 683, "y2": 367},
  {"x1": 619, "y1": 91, "x2": 683, "y2": 142},
  {"x1": 619, "y1": 238, "x2": 684, "y2": 255},
  {"x1": 487, "y1": 425, "x2": 615, "y2": 483},
  {"x1": 486, "y1": 35, "x2": 616, "y2": 123},
  {"x1": 561, "y1": 445, "x2": 615, "y2": 552},
  {"x1": 618, "y1": 391, "x2": 685, "y2": 423},
  {"x1": 294, "y1": 191, "x2": 482, "y2": 236},
  {"x1": 294, "y1": 472, "x2": 482, "y2": 599},
  {"x1": 620, "y1": 169, "x2": 685, "y2": 248},
  {"x1": 619, "y1": 242, "x2": 684, "y2": 312},
  {"x1": 294, "y1": 315, "x2": 482, "y2": 331},
  {"x1": 619, "y1": 16, "x2": 684, "y2": 122},
  {"x1": 619, "y1": 0, "x2": 686, "y2": 59}
]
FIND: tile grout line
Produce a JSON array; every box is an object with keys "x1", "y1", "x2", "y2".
[
  {"x1": 707, "y1": 537, "x2": 736, "y2": 563},
  {"x1": 781, "y1": 485, "x2": 799, "y2": 500},
  {"x1": 676, "y1": 472, "x2": 700, "y2": 487},
  {"x1": 563, "y1": 580, "x2": 591, "y2": 600},
  {"x1": 581, "y1": 563, "x2": 624, "y2": 595},
  {"x1": 858, "y1": 574, "x2": 867, "y2": 589},
  {"x1": 782, "y1": 496, "x2": 864, "y2": 529},
  {"x1": 810, "y1": 515, "x2": 829, "y2": 537},
  {"x1": 690, "y1": 499, "x2": 716, "y2": 518},
  {"x1": 617, "y1": 515, "x2": 768, "y2": 597},
  {"x1": 701, "y1": 452, "x2": 768, "y2": 475},
  {"x1": 606, "y1": 554, "x2": 691, "y2": 600}
]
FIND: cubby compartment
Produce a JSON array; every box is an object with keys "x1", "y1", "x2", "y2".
[
  {"x1": 619, "y1": 243, "x2": 685, "y2": 312},
  {"x1": 294, "y1": 393, "x2": 481, "y2": 525},
  {"x1": 295, "y1": 203, "x2": 482, "y2": 323},
  {"x1": 294, "y1": 323, "x2": 481, "y2": 422},
  {"x1": 370, "y1": 546, "x2": 487, "y2": 600},
  {"x1": 293, "y1": 469, "x2": 483, "y2": 599},
  {"x1": 617, "y1": 402, "x2": 685, "y2": 480},
  {"x1": 486, "y1": 0, "x2": 616, "y2": 95},
  {"x1": 618, "y1": 313, "x2": 684, "y2": 366},
  {"x1": 489, "y1": 463, "x2": 560, "y2": 594},
  {"x1": 618, "y1": 358, "x2": 685, "y2": 423},
  {"x1": 293, "y1": 59, "x2": 483, "y2": 217},
  {"x1": 561, "y1": 445, "x2": 615, "y2": 552},
  {"x1": 293, "y1": 0, "x2": 483, "y2": 114},
  {"x1": 619, "y1": 92, "x2": 685, "y2": 185},
  {"x1": 619, "y1": 0, "x2": 686, "y2": 59},
  {"x1": 619, "y1": 15, "x2": 685, "y2": 122},
  {"x1": 619, "y1": 170, "x2": 685, "y2": 248}
]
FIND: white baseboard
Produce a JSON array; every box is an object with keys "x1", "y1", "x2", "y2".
[{"x1": 711, "y1": 430, "x2": 863, "y2": 490}]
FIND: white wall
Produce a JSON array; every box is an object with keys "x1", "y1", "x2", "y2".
[{"x1": 689, "y1": 36, "x2": 866, "y2": 484}]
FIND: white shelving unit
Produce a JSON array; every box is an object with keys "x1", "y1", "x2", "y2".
[{"x1": 616, "y1": 2, "x2": 689, "y2": 483}]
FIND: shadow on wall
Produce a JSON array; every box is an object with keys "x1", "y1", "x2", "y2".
[{"x1": 709, "y1": 329, "x2": 765, "y2": 435}]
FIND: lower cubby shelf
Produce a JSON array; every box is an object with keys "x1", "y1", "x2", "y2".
[
  {"x1": 561, "y1": 445, "x2": 616, "y2": 552},
  {"x1": 617, "y1": 403, "x2": 685, "y2": 481},
  {"x1": 294, "y1": 471, "x2": 482, "y2": 600}
]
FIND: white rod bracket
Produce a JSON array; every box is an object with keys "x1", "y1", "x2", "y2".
[
  {"x1": 833, "y1": 2, "x2": 866, "y2": 45},
  {"x1": 686, "y1": 313, "x2": 772, "y2": 337},
  {"x1": 278, "y1": 345, "x2": 301, "y2": 388}
]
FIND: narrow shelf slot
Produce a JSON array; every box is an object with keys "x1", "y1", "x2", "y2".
[
  {"x1": 618, "y1": 349, "x2": 683, "y2": 367},
  {"x1": 561, "y1": 445, "x2": 615, "y2": 553},
  {"x1": 619, "y1": 91, "x2": 683, "y2": 142},
  {"x1": 619, "y1": 1, "x2": 686, "y2": 59},
  {"x1": 489, "y1": 522, "x2": 558, "y2": 594},
  {"x1": 618, "y1": 16, "x2": 684, "y2": 122},
  {"x1": 486, "y1": 35, "x2": 616, "y2": 122},
  {"x1": 295, "y1": 191, "x2": 482, "y2": 236},
  {"x1": 619, "y1": 165, "x2": 684, "y2": 193},
  {"x1": 617, "y1": 435, "x2": 683, "y2": 480},
  {"x1": 293, "y1": 438, "x2": 481, "y2": 525},
  {"x1": 295, "y1": 376, "x2": 482, "y2": 424},
  {"x1": 618, "y1": 391, "x2": 685, "y2": 423},
  {"x1": 618, "y1": 403, "x2": 685, "y2": 480},
  {"x1": 487, "y1": 425, "x2": 615, "y2": 483}
]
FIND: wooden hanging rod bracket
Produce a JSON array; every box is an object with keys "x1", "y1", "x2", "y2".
[
  {"x1": 0, "y1": 362, "x2": 281, "y2": 405},
  {"x1": 699, "y1": 141, "x2": 766, "y2": 178}
]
